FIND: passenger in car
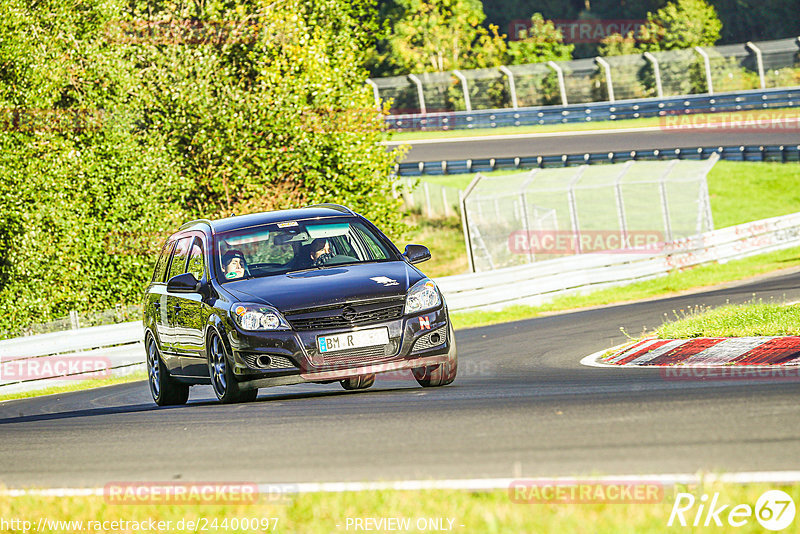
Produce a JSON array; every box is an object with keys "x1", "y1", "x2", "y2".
[{"x1": 222, "y1": 250, "x2": 247, "y2": 280}]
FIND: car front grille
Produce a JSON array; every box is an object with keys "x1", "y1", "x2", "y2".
[
  {"x1": 286, "y1": 301, "x2": 404, "y2": 331},
  {"x1": 241, "y1": 353, "x2": 297, "y2": 370}
]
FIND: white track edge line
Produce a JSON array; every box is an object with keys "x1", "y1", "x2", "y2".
[{"x1": 5, "y1": 471, "x2": 800, "y2": 496}]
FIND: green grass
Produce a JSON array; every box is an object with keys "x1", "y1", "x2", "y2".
[
  {"x1": 0, "y1": 371, "x2": 146, "y2": 403},
  {"x1": 655, "y1": 300, "x2": 800, "y2": 339},
  {"x1": 1, "y1": 482, "x2": 797, "y2": 533},
  {"x1": 397, "y1": 211, "x2": 468, "y2": 279},
  {"x1": 450, "y1": 245, "x2": 800, "y2": 330},
  {"x1": 385, "y1": 107, "x2": 800, "y2": 142}
]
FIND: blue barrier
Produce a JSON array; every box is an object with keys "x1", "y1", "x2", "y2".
[
  {"x1": 386, "y1": 87, "x2": 800, "y2": 132},
  {"x1": 394, "y1": 145, "x2": 800, "y2": 176}
]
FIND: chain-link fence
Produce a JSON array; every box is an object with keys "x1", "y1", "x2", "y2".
[
  {"x1": 371, "y1": 37, "x2": 800, "y2": 115},
  {"x1": 393, "y1": 177, "x2": 462, "y2": 218},
  {"x1": 460, "y1": 156, "x2": 718, "y2": 272},
  {"x1": 2, "y1": 304, "x2": 143, "y2": 339}
]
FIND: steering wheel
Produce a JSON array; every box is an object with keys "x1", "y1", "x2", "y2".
[{"x1": 313, "y1": 252, "x2": 335, "y2": 267}]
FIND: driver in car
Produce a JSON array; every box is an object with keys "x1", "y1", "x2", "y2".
[
  {"x1": 309, "y1": 238, "x2": 335, "y2": 266},
  {"x1": 222, "y1": 250, "x2": 247, "y2": 280}
]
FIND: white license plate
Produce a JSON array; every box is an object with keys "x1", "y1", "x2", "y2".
[{"x1": 317, "y1": 327, "x2": 390, "y2": 353}]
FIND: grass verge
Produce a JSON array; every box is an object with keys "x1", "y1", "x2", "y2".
[
  {"x1": 385, "y1": 107, "x2": 800, "y2": 142},
  {"x1": 450, "y1": 245, "x2": 800, "y2": 330},
  {"x1": 1, "y1": 482, "x2": 796, "y2": 533},
  {"x1": 0, "y1": 371, "x2": 146, "y2": 403},
  {"x1": 654, "y1": 300, "x2": 800, "y2": 339}
]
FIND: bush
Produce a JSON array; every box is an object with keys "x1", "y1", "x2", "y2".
[{"x1": 0, "y1": 0, "x2": 402, "y2": 338}]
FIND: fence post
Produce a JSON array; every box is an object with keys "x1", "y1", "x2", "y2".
[
  {"x1": 614, "y1": 161, "x2": 634, "y2": 246},
  {"x1": 461, "y1": 173, "x2": 485, "y2": 273},
  {"x1": 643, "y1": 52, "x2": 663, "y2": 98},
  {"x1": 423, "y1": 181, "x2": 432, "y2": 217},
  {"x1": 745, "y1": 42, "x2": 766, "y2": 89},
  {"x1": 658, "y1": 160, "x2": 678, "y2": 242},
  {"x1": 594, "y1": 57, "x2": 615, "y2": 103},
  {"x1": 547, "y1": 61, "x2": 568, "y2": 106},
  {"x1": 69, "y1": 310, "x2": 80, "y2": 330},
  {"x1": 567, "y1": 166, "x2": 586, "y2": 254},
  {"x1": 452, "y1": 70, "x2": 472, "y2": 113},
  {"x1": 498, "y1": 65, "x2": 518, "y2": 109},
  {"x1": 365, "y1": 79, "x2": 381, "y2": 111},
  {"x1": 694, "y1": 46, "x2": 714, "y2": 95},
  {"x1": 407, "y1": 74, "x2": 427, "y2": 115}
]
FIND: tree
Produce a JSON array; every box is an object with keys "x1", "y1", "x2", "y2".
[
  {"x1": 506, "y1": 13, "x2": 574, "y2": 65},
  {"x1": 378, "y1": 0, "x2": 507, "y2": 74},
  {"x1": 639, "y1": 0, "x2": 722, "y2": 51}
]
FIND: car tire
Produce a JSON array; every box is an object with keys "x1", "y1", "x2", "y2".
[
  {"x1": 146, "y1": 336, "x2": 190, "y2": 406},
  {"x1": 208, "y1": 331, "x2": 258, "y2": 404},
  {"x1": 413, "y1": 324, "x2": 458, "y2": 388},
  {"x1": 340, "y1": 373, "x2": 376, "y2": 390}
]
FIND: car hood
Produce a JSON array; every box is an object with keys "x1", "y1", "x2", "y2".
[{"x1": 221, "y1": 261, "x2": 424, "y2": 311}]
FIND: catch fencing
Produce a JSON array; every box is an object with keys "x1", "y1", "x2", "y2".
[{"x1": 370, "y1": 37, "x2": 800, "y2": 129}]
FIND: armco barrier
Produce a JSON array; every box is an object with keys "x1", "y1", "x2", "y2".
[
  {"x1": 437, "y1": 211, "x2": 800, "y2": 311},
  {"x1": 386, "y1": 86, "x2": 800, "y2": 131},
  {"x1": 4, "y1": 211, "x2": 800, "y2": 393},
  {"x1": 395, "y1": 144, "x2": 800, "y2": 176},
  {"x1": 0, "y1": 322, "x2": 144, "y2": 394}
]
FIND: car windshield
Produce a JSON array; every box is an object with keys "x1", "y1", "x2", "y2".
[{"x1": 215, "y1": 219, "x2": 396, "y2": 282}]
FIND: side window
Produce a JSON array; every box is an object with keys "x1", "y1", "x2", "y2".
[
  {"x1": 167, "y1": 237, "x2": 192, "y2": 281},
  {"x1": 186, "y1": 237, "x2": 205, "y2": 281},
  {"x1": 354, "y1": 224, "x2": 390, "y2": 260},
  {"x1": 152, "y1": 240, "x2": 175, "y2": 283}
]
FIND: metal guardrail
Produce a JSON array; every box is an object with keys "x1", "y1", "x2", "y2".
[
  {"x1": 4, "y1": 210, "x2": 800, "y2": 392},
  {"x1": 437, "y1": 211, "x2": 800, "y2": 311},
  {"x1": 386, "y1": 87, "x2": 800, "y2": 131},
  {"x1": 0, "y1": 322, "x2": 144, "y2": 394},
  {"x1": 395, "y1": 144, "x2": 800, "y2": 176}
]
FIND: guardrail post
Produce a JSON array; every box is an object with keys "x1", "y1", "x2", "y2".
[
  {"x1": 694, "y1": 46, "x2": 714, "y2": 95},
  {"x1": 69, "y1": 310, "x2": 80, "y2": 330},
  {"x1": 594, "y1": 57, "x2": 615, "y2": 103},
  {"x1": 643, "y1": 52, "x2": 663, "y2": 98},
  {"x1": 365, "y1": 79, "x2": 381, "y2": 111},
  {"x1": 745, "y1": 42, "x2": 766, "y2": 89},
  {"x1": 461, "y1": 173, "x2": 485, "y2": 272},
  {"x1": 452, "y1": 70, "x2": 472, "y2": 113},
  {"x1": 567, "y1": 166, "x2": 586, "y2": 253},
  {"x1": 407, "y1": 74, "x2": 426, "y2": 115},
  {"x1": 498, "y1": 65, "x2": 518, "y2": 109},
  {"x1": 547, "y1": 61, "x2": 568, "y2": 106}
]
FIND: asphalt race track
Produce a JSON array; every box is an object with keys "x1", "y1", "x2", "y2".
[
  {"x1": 2, "y1": 269, "x2": 800, "y2": 488},
  {"x1": 398, "y1": 128, "x2": 800, "y2": 162}
]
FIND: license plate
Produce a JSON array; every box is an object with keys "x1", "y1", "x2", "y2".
[{"x1": 317, "y1": 327, "x2": 390, "y2": 353}]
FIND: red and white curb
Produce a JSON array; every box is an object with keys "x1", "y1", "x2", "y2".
[{"x1": 582, "y1": 337, "x2": 800, "y2": 368}]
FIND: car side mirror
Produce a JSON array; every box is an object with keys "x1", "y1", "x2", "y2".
[
  {"x1": 403, "y1": 244, "x2": 431, "y2": 264},
  {"x1": 167, "y1": 272, "x2": 201, "y2": 293}
]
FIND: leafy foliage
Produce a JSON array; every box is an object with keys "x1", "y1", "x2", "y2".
[{"x1": 0, "y1": 0, "x2": 403, "y2": 337}]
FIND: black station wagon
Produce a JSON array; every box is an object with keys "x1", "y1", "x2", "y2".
[{"x1": 142, "y1": 204, "x2": 457, "y2": 405}]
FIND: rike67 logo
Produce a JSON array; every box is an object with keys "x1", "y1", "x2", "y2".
[{"x1": 668, "y1": 490, "x2": 796, "y2": 531}]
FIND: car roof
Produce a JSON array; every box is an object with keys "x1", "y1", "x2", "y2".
[{"x1": 179, "y1": 204, "x2": 357, "y2": 234}]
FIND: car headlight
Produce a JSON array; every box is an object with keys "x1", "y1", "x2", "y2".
[
  {"x1": 231, "y1": 303, "x2": 290, "y2": 331},
  {"x1": 404, "y1": 278, "x2": 441, "y2": 315}
]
